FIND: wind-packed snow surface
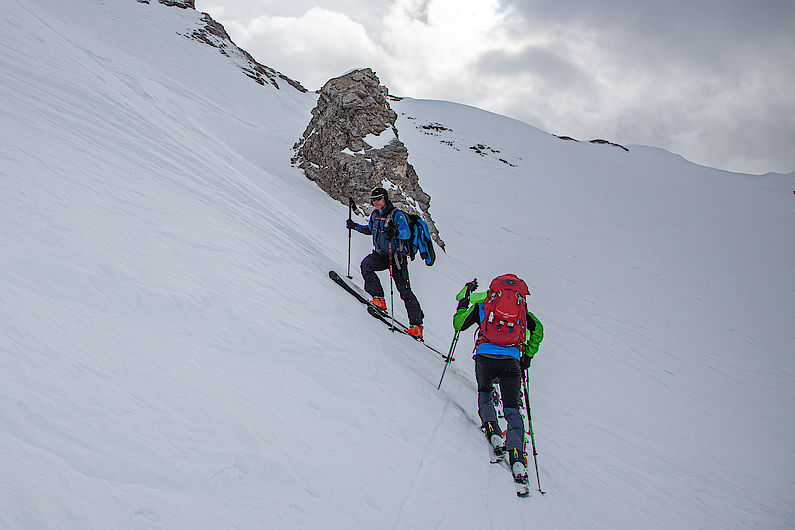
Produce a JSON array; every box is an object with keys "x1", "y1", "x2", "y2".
[{"x1": 2, "y1": 0, "x2": 794, "y2": 528}]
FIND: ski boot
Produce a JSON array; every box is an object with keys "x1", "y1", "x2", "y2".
[
  {"x1": 483, "y1": 421, "x2": 506, "y2": 456},
  {"x1": 370, "y1": 297, "x2": 387, "y2": 312},
  {"x1": 509, "y1": 448, "x2": 529, "y2": 484},
  {"x1": 406, "y1": 325, "x2": 423, "y2": 340}
]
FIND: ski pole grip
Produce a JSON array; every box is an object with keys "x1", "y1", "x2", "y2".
[{"x1": 456, "y1": 279, "x2": 478, "y2": 312}]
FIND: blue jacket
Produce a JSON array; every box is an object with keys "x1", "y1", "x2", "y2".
[{"x1": 354, "y1": 202, "x2": 411, "y2": 255}]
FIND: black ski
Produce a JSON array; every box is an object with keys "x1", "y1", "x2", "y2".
[
  {"x1": 329, "y1": 270, "x2": 446, "y2": 358},
  {"x1": 329, "y1": 270, "x2": 406, "y2": 327}
]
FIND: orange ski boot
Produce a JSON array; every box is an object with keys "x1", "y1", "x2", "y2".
[
  {"x1": 406, "y1": 325, "x2": 424, "y2": 340},
  {"x1": 370, "y1": 297, "x2": 387, "y2": 312}
]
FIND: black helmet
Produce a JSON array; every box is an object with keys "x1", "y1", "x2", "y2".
[{"x1": 369, "y1": 187, "x2": 388, "y2": 201}]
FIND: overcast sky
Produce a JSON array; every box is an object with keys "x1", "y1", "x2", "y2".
[{"x1": 194, "y1": 0, "x2": 794, "y2": 175}]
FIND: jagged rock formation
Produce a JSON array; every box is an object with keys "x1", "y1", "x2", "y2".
[
  {"x1": 589, "y1": 138, "x2": 629, "y2": 152},
  {"x1": 159, "y1": 0, "x2": 194, "y2": 8},
  {"x1": 140, "y1": 0, "x2": 306, "y2": 92},
  {"x1": 189, "y1": 15, "x2": 306, "y2": 92},
  {"x1": 292, "y1": 69, "x2": 443, "y2": 249}
]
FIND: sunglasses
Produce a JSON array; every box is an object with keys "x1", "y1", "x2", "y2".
[{"x1": 370, "y1": 196, "x2": 385, "y2": 203}]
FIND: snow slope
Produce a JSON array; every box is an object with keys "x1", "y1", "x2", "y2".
[{"x1": 2, "y1": 0, "x2": 793, "y2": 528}]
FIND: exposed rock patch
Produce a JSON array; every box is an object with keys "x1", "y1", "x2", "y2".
[
  {"x1": 589, "y1": 138, "x2": 630, "y2": 152},
  {"x1": 556, "y1": 134, "x2": 629, "y2": 152},
  {"x1": 137, "y1": 0, "x2": 195, "y2": 7}
]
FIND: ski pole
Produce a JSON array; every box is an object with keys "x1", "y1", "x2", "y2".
[
  {"x1": 388, "y1": 239, "x2": 395, "y2": 331},
  {"x1": 438, "y1": 279, "x2": 477, "y2": 390},
  {"x1": 436, "y1": 330, "x2": 460, "y2": 389},
  {"x1": 347, "y1": 196, "x2": 356, "y2": 278},
  {"x1": 522, "y1": 366, "x2": 545, "y2": 494}
]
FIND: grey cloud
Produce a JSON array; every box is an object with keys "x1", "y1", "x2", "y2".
[
  {"x1": 491, "y1": 0, "x2": 795, "y2": 173},
  {"x1": 499, "y1": 0, "x2": 795, "y2": 34},
  {"x1": 476, "y1": 45, "x2": 591, "y2": 89},
  {"x1": 498, "y1": 0, "x2": 795, "y2": 72}
]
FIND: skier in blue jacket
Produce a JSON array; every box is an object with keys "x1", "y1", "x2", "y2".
[{"x1": 347, "y1": 187, "x2": 424, "y2": 338}]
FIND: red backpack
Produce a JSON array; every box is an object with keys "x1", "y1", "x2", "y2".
[{"x1": 476, "y1": 274, "x2": 530, "y2": 349}]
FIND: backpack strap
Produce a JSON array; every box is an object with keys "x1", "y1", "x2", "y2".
[{"x1": 386, "y1": 208, "x2": 410, "y2": 255}]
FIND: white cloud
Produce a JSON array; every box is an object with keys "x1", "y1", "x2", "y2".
[
  {"x1": 201, "y1": 6, "x2": 383, "y2": 89},
  {"x1": 371, "y1": 0, "x2": 518, "y2": 97}
]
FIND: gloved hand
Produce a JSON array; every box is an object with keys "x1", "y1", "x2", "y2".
[
  {"x1": 520, "y1": 355, "x2": 532, "y2": 371},
  {"x1": 456, "y1": 278, "x2": 478, "y2": 311},
  {"x1": 384, "y1": 224, "x2": 399, "y2": 239},
  {"x1": 346, "y1": 219, "x2": 357, "y2": 230}
]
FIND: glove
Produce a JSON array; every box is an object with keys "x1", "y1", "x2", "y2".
[
  {"x1": 346, "y1": 219, "x2": 357, "y2": 230},
  {"x1": 520, "y1": 355, "x2": 532, "y2": 371},
  {"x1": 384, "y1": 224, "x2": 399, "y2": 239},
  {"x1": 456, "y1": 278, "x2": 478, "y2": 311}
]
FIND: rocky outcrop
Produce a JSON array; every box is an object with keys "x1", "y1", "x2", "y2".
[
  {"x1": 292, "y1": 69, "x2": 443, "y2": 249},
  {"x1": 189, "y1": 15, "x2": 306, "y2": 92},
  {"x1": 589, "y1": 138, "x2": 629, "y2": 152},
  {"x1": 158, "y1": 0, "x2": 194, "y2": 8},
  {"x1": 137, "y1": 0, "x2": 195, "y2": 8},
  {"x1": 140, "y1": 0, "x2": 306, "y2": 92}
]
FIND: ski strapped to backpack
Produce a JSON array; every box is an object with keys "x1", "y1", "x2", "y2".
[
  {"x1": 476, "y1": 274, "x2": 530, "y2": 349},
  {"x1": 388, "y1": 210, "x2": 436, "y2": 266}
]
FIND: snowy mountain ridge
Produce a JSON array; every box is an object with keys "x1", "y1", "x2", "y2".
[{"x1": 2, "y1": 0, "x2": 793, "y2": 528}]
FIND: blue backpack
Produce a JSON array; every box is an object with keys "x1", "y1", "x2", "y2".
[{"x1": 390, "y1": 210, "x2": 436, "y2": 266}]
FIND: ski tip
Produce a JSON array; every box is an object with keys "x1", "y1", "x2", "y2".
[
  {"x1": 329, "y1": 270, "x2": 353, "y2": 280},
  {"x1": 516, "y1": 484, "x2": 531, "y2": 497}
]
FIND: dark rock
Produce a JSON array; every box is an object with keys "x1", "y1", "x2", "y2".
[
  {"x1": 157, "y1": 0, "x2": 194, "y2": 8},
  {"x1": 557, "y1": 135, "x2": 629, "y2": 152},
  {"x1": 590, "y1": 138, "x2": 629, "y2": 152}
]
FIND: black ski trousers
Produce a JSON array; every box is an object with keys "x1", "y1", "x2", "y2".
[
  {"x1": 476, "y1": 355, "x2": 525, "y2": 457},
  {"x1": 361, "y1": 251, "x2": 424, "y2": 326}
]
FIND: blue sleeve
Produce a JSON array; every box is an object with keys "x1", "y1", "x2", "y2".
[
  {"x1": 394, "y1": 211, "x2": 411, "y2": 239},
  {"x1": 357, "y1": 213, "x2": 374, "y2": 235}
]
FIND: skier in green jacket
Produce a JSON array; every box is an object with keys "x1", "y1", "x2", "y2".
[{"x1": 453, "y1": 275, "x2": 543, "y2": 482}]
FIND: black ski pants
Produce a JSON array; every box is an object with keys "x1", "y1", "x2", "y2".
[
  {"x1": 361, "y1": 251, "x2": 424, "y2": 326},
  {"x1": 476, "y1": 355, "x2": 525, "y2": 457}
]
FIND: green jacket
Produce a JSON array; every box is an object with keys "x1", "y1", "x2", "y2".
[{"x1": 452, "y1": 286, "x2": 544, "y2": 359}]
